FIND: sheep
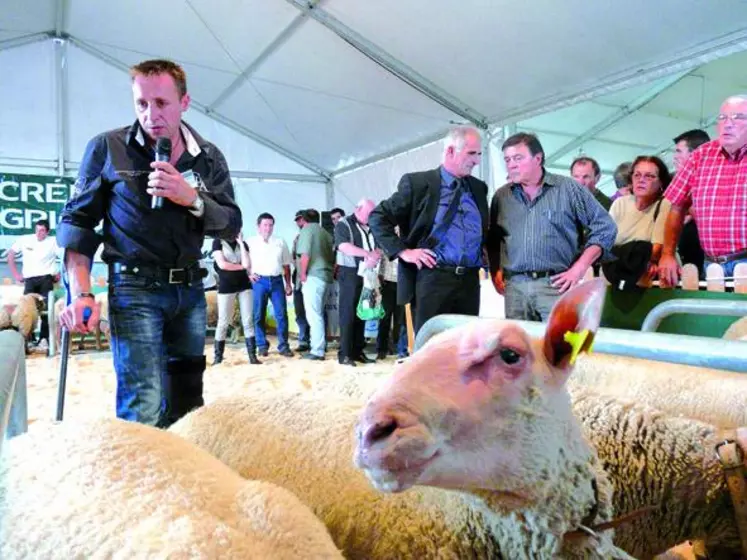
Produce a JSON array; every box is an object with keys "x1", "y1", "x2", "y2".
[
  {"x1": 205, "y1": 289, "x2": 242, "y2": 343},
  {"x1": 8, "y1": 293, "x2": 41, "y2": 339},
  {"x1": 569, "y1": 352, "x2": 747, "y2": 428},
  {"x1": 0, "y1": 307, "x2": 11, "y2": 330},
  {"x1": 1, "y1": 294, "x2": 42, "y2": 354},
  {"x1": 567, "y1": 388, "x2": 745, "y2": 559},
  {"x1": 298, "y1": 323, "x2": 747, "y2": 558},
  {"x1": 171, "y1": 279, "x2": 743, "y2": 558},
  {"x1": 205, "y1": 288, "x2": 219, "y2": 326},
  {"x1": 723, "y1": 316, "x2": 747, "y2": 341},
  {"x1": 0, "y1": 417, "x2": 343, "y2": 559},
  {"x1": 171, "y1": 384, "x2": 743, "y2": 559},
  {"x1": 567, "y1": 353, "x2": 747, "y2": 559},
  {"x1": 172, "y1": 393, "x2": 630, "y2": 558}
]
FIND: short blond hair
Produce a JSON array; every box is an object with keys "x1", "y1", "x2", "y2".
[{"x1": 130, "y1": 59, "x2": 188, "y2": 98}]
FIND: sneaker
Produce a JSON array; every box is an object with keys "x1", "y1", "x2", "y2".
[
  {"x1": 36, "y1": 338, "x2": 49, "y2": 352},
  {"x1": 302, "y1": 352, "x2": 324, "y2": 361}
]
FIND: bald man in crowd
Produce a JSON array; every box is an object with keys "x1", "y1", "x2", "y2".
[{"x1": 334, "y1": 198, "x2": 381, "y2": 366}]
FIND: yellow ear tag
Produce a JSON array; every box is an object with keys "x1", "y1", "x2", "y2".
[{"x1": 563, "y1": 329, "x2": 592, "y2": 365}]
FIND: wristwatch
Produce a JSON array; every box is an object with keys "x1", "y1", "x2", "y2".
[{"x1": 189, "y1": 193, "x2": 205, "y2": 216}]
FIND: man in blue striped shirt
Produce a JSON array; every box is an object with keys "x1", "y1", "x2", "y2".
[{"x1": 487, "y1": 133, "x2": 616, "y2": 321}]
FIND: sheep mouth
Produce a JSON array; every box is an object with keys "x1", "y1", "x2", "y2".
[{"x1": 358, "y1": 451, "x2": 439, "y2": 493}]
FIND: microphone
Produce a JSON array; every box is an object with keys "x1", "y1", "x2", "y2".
[{"x1": 151, "y1": 137, "x2": 172, "y2": 210}]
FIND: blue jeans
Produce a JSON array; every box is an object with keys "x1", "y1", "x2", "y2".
[
  {"x1": 301, "y1": 276, "x2": 330, "y2": 357},
  {"x1": 108, "y1": 274, "x2": 207, "y2": 426},
  {"x1": 253, "y1": 275, "x2": 290, "y2": 352},
  {"x1": 293, "y1": 287, "x2": 310, "y2": 345},
  {"x1": 704, "y1": 258, "x2": 747, "y2": 278}
]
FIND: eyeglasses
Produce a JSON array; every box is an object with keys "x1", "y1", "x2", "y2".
[
  {"x1": 632, "y1": 172, "x2": 659, "y2": 181},
  {"x1": 716, "y1": 113, "x2": 747, "y2": 123}
]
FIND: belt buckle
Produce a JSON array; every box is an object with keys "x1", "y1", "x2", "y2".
[
  {"x1": 455, "y1": 266, "x2": 465, "y2": 275},
  {"x1": 168, "y1": 268, "x2": 186, "y2": 284},
  {"x1": 530, "y1": 271, "x2": 539, "y2": 279}
]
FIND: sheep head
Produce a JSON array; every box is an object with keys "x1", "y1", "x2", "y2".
[{"x1": 353, "y1": 279, "x2": 606, "y2": 503}]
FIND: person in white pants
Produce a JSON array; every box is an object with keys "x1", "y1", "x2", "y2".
[
  {"x1": 296, "y1": 209, "x2": 335, "y2": 360},
  {"x1": 211, "y1": 233, "x2": 260, "y2": 365}
]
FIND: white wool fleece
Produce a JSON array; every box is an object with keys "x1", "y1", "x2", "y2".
[{"x1": 0, "y1": 418, "x2": 343, "y2": 560}]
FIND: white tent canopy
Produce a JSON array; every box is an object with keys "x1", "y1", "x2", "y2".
[{"x1": 2, "y1": 0, "x2": 747, "y2": 205}]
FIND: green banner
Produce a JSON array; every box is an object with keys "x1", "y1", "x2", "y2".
[{"x1": 0, "y1": 173, "x2": 74, "y2": 236}]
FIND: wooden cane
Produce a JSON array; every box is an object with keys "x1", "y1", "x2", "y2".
[{"x1": 405, "y1": 303, "x2": 415, "y2": 354}]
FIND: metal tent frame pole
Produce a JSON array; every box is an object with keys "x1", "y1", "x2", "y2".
[
  {"x1": 488, "y1": 27, "x2": 747, "y2": 125},
  {"x1": 207, "y1": 3, "x2": 318, "y2": 112},
  {"x1": 284, "y1": 0, "x2": 487, "y2": 129},
  {"x1": 544, "y1": 70, "x2": 691, "y2": 166}
]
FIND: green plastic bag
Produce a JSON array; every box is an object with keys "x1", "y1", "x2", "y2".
[
  {"x1": 356, "y1": 268, "x2": 385, "y2": 321},
  {"x1": 356, "y1": 286, "x2": 385, "y2": 321}
]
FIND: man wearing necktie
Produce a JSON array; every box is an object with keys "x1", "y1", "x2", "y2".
[{"x1": 369, "y1": 126, "x2": 490, "y2": 335}]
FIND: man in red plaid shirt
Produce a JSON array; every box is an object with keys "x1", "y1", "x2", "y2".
[{"x1": 659, "y1": 94, "x2": 747, "y2": 287}]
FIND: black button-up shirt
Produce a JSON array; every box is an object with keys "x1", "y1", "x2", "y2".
[{"x1": 57, "y1": 120, "x2": 242, "y2": 268}]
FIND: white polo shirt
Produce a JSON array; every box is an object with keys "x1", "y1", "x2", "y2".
[
  {"x1": 10, "y1": 234, "x2": 59, "y2": 279},
  {"x1": 247, "y1": 235, "x2": 291, "y2": 277}
]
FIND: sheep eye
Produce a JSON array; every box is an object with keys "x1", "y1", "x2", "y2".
[{"x1": 499, "y1": 348, "x2": 521, "y2": 364}]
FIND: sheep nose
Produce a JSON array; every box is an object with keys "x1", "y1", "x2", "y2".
[{"x1": 361, "y1": 415, "x2": 399, "y2": 448}]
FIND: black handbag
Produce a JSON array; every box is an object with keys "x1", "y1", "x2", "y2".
[{"x1": 602, "y1": 199, "x2": 663, "y2": 292}]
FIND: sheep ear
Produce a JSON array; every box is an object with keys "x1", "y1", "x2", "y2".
[{"x1": 543, "y1": 278, "x2": 606, "y2": 375}]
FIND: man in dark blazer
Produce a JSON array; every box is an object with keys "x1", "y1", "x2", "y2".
[{"x1": 369, "y1": 126, "x2": 490, "y2": 335}]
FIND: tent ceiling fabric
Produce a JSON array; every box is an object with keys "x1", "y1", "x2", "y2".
[
  {"x1": 86, "y1": 43, "x2": 240, "y2": 115},
  {"x1": 2, "y1": 0, "x2": 747, "y2": 178},
  {"x1": 325, "y1": 0, "x2": 747, "y2": 121},
  {"x1": 230, "y1": 18, "x2": 462, "y2": 171},
  {"x1": 0, "y1": 41, "x2": 57, "y2": 161},
  {"x1": 2, "y1": 0, "x2": 56, "y2": 35}
]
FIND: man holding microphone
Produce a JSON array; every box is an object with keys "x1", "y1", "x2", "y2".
[{"x1": 57, "y1": 59, "x2": 242, "y2": 428}]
